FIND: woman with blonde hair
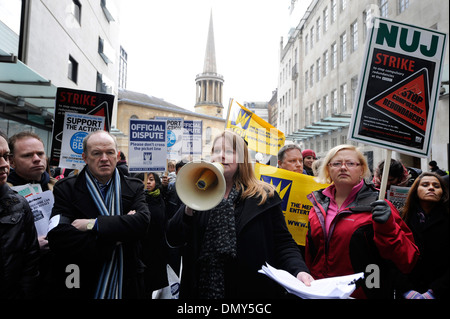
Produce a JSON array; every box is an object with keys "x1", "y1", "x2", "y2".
[
  {"x1": 306, "y1": 144, "x2": 419, "y2": 298},
  {"x1": 167, "y1": 130, "x2": 312, "y2": 299}
]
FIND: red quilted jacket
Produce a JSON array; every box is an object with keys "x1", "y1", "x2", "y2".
[{"x1": 306, "y1": 182, "x2": 419, "y2": 299}]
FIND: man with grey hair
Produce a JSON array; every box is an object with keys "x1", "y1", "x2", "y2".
[
  {"x1": 277, "y1": 144, "x2": 306, "y2": 174},
  {"x1": 47, "y1": 130, "x2": 150, "y2": 299}
]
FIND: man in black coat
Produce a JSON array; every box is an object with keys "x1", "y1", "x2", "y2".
[
  {"x1": 0, "y1": 130, "x2": 40, "y2": 299},
  {"x1": 47, "y1": 130, "x2": 150, "y2": 299}
]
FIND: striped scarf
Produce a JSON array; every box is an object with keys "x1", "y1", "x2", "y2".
[{"x1": 86, "y1": 168, "x2": 124, "y2": 299}]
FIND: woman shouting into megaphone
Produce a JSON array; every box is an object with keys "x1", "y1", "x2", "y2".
[{"x1": 167, "y1": 130, "x2": 313, "y2": 299}]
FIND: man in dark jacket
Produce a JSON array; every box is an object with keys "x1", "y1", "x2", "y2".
[
  {"x1": 47, "y1": 130, "x2": 150, "y2": 299},
  {"x1": 7, "y1": 131, "x2": 57, "y2": 192},
  {"x1": 429, "y1": 160, "x2": 447, "y2": 176},
  {"x1": 0, "y1": 130, "x2": 40, "y2": 299}
]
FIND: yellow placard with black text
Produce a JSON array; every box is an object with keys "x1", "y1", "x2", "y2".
[
  {"x1": 226, "y1": 99, "x2": 284, "y2": 156},
  {"x1": 254, "y1": 163, "x2": 329, "y2": 246}
]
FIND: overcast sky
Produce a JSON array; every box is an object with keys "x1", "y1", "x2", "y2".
[{"x1": 119, "y1": 0, "x2": 294, "y2": 115}]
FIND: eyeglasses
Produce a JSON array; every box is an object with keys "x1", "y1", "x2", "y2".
[{"x1": 328, "y1": 161, "x2": 361, "y2": 168}]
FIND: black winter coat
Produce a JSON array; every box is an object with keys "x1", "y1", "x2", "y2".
[
  {"x1": 47, "y1": 168, "x2": 150, "y2": 299},
  {"x1": 142, "y1": 191, "x2": 169, "y2": 294},
  {"x1": 0, "y1": 184, "x2": 40, "y2": 299},
  {"x1": 167, "y1": 191, "x2": 309, "y2": 299},
  {"x1": 402, "y1": 207, "x2": 449, "y2": 298}
]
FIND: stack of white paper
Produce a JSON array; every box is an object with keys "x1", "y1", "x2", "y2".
[{"x1": 258, "y1": 263, "x2": 364, "y2": 299}]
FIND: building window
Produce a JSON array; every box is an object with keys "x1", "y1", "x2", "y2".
[
  {"x1": 340, "y1": 83, "x2": 348, "y2": 112},
  {"x1": 316, "y1": 17, "x2": 321, "y2": 42},
  {"x1": 323, "y1": 95, "x2": 329, "y2": 117},
  {"x1": 305, "y1": 34, "x2": 309, "y2": 55},
  {"x1": 119, "y1": 46, "x2": 128, "y2": 89},
  {"x1": 305, "y1": 107, "x2": 309, "y2": 126},
  {"x1": 68, "y1": 55, "x2": 78, "y2": 83},
  {"x1": 316, "y1": 58, "x2": 321, "y2": 82},
  {"x1": 340, "y1": 32, "x2": 347, "y2": 62},
  {"x1": 398, "y1": 0, "x2": 409, "y2": 13},
  {"x1": 96, "y1": 72, "x2": 113, "y2": 94},
  {"x1": 323, "y1": 50, "x2": 329, "y2": 77},
  {"x1": 72, "y1": 0, "x2": 82, "y2": 25},
  {"x1": 323, "y1": 7, "x2": 329, "y2": 33},
  {"x1": 341, "y1": 0, "x2": 347, "y2": 12},
  {"x1": 310, "y1": 27, "x2": 314, "y2": 49},
  {"x1": 351, "y1": 76, "x2": 359, "y2": 106},
  {"x1": 331, "y1": 42, "x2": 337, "y2": 70},
  {"x1": 331, "y1": 0, "x2": 337, "y2": 24},
  {"x1": 310, "y1": 65, "x2": 314, "y2": 88},
  {"x1": 331, "y1": 89, "x2": 338, "y2": 113},
  {"x1": 98, "y1": 37, "x2": 115, "y2": 64},
  {"x1": 316, "y1": 100, "x2": 322, "y2": 121},
  {"x1": 380, "y1": 0, "x2": 388, "y2": 18},
  {"x1": 351, "y1": 20, "x2": 358, "y2": 53},
  {"x1": 305, "y1": 71, "x2": 309, "y2": 91},
  {"x1": 101, "y1": 0, "x2": 117, "y2": 22},
  {"x1": 332, "y1": 137, "x2": 337, "y2": 147}
]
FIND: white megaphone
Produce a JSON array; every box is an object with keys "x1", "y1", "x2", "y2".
[{"x1": 175, "y1": 161, "x2": 226, "y2": 211}]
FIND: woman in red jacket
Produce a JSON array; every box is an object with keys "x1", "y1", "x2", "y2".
[{"x1": 306, "y1": 144, "x2": 419, "y2": 298}]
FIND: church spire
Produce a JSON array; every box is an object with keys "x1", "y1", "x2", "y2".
[
  {"x1": 203, "y1": 10, "x2": 217, "y2": 74},
  {"x1": 194, "y1": 10, "x2": 224, "y2": 118}
]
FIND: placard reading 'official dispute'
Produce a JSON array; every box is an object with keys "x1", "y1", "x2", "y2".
[{"x1": 128, "y1": 119, "x2": 167, "y2": 172}]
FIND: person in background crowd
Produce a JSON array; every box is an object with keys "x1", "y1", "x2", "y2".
[
  {"x1": 428, "y1": 160, "x2": 447, "y2": 176},
  {"x1": 277, "y1": 144, "x2": 306, "y2": 174},
  {"x1": 7, "y1": 131, "x2": 56, "y2": 192},
  {"x1": 142, "y1": 172, "x2": 169, "y2": 297},
  {"x1": 116, "y1": 150, "x2": 130, "y2": 176},
  {"x1": 167, "y1": 130, "x2": 313, "y2": 299},
  {"x1": 47, "y1": 130, "x2": 150, "y2": 299},
  {"x1": 302, "y1": 149, "x2": 317, "y2": 176},
  {"x1": 373, "y1": 159, "x2": 415, "y2": 191},
  {"x1": 306, "y1": 144, "x2": 419, "y2": 298},
  {"x1": 161, "y1": 158, "x2": 188, "y2": 277},
  {"x1": 161, "y1": 159, "x2": 188, "y2": 219},
  {"x1": 167, "y1": 160, "x2": 177, "y2": 183},
  {"x1": 7, "y1": 131, "x2": 56, "y2": 298},
  {"x1": 277, "y1": 144, "x2": 308, "y2": 256},
  {"x1": 398, "y1": 172, "x2": 449, "y2": 299},
  {"x1": 312, "y1": 158, "x2": 323, "y2": 177},
  {"x1": 0, "y1": 130, "x2": 40, "y2": 299}
]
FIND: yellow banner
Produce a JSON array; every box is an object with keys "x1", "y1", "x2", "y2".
[
  {"x1": 226, "y1": 99, "x2": 285, "y2": 156},
  {"x1": 254, "y1": 163, "x2": 330, "y2": 246}
]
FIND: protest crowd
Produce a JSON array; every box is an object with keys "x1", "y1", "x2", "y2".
[{"x1": 0, "y1": 128, "x2": 448, "y2": 300}]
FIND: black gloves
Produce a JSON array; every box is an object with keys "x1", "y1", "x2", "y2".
[{"x1": 370, "y1": 200, "x2": 391, "y2": 224}]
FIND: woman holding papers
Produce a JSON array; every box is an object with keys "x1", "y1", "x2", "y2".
[
  {"x1": 167, "y1": 130, "x2": 313, "y2": 299},
  {"x1": 306, "y1": 144, "x2": 419, "y2": 298},
  {"x1": 399, "y1": 172, "x2": 449, "y2": 299}
]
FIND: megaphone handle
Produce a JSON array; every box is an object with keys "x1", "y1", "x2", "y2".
[{"x1": 184, "y1": 206, "x2": 194, "y2": 216}]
